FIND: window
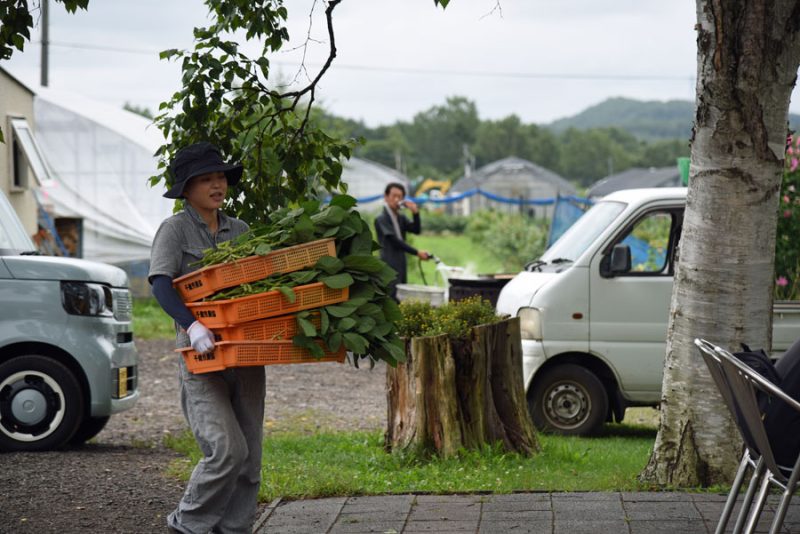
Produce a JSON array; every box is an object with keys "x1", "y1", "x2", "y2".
[
  {"x1": 620, "y1": 212, "x2": 673, "y2": 273},
  {"x1": 12, "y1": 137, "x2": 27, "y2": 189},
  {"x1": 8, "y1": 117, "x2": 52, "y2": 190},
  {"x1": 601, "y1": 208, "x2": 683, "y2": 277}
]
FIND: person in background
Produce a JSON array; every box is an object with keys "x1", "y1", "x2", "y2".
[
  {"x1": 374, "y1": 182, "x2": 431, "y2": 300},
  {"x1": 32, "y1": 224, "x2": 62, "y2": 256},
  {"x1": 148, "y1": 142, "x2": 265, "y2": 534}
]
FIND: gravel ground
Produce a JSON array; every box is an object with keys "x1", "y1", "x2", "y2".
[{"x1": 0, "y1": 339, "x2": 388, "y2": 534}]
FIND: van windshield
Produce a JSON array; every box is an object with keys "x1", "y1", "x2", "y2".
[
  {"x1": 541, "y1": 201, "x2": 626, "y2": 263},
  {"x1": 0, "y1": 192, "x2": 36, "y2": 253}
]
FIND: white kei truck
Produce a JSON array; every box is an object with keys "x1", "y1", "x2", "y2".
[
  {"x1": 496, "y1": 187, "x2": 799, "y2": 436},
  {"x1": 0, "y1": 190, "x2": 138, "y2": 451}
]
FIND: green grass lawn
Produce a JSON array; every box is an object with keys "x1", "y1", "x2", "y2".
[
  {"x1": 165, "y1": 421, "x2": 658, "y2": 501},
  {"x1": 133, "y1": 298, "x2": 175, "y2": 340},
  {"x1": 405, "y1": 234, "x2": 509, "y2": 286}
]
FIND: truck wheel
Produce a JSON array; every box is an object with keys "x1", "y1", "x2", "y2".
[
  {"x1": 530, "y1": 364, "x2": 608, "y2": 436},
  {"x1": 69, "y1": 416, "x2": 110, "y2": 446},
  {"x1": 0, "y1": 355, "x2": 84, "y2": 451}
]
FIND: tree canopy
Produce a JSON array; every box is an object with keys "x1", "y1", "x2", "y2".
[
  {"x1": 0, "y1": 0, "x2": 88, "y2": 60},
  {"x1": 152, "y1": 0, "x2": 354, "y2": 224},
  {"x1": 314, "y1": 97, "x2": 690, "y2": 188}
]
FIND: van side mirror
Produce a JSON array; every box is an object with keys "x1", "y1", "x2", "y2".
[{"x1": 610, "y1": 244, "x2": 632, "y2": 274}]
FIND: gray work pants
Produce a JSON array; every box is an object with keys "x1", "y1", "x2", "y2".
[{"x1": 168, "y1": 359, "x2": 266, "y2": 534}]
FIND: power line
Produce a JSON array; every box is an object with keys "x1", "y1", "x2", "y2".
[{"x1": 44, "y1": 40, "x2": 695, "y2": 83}]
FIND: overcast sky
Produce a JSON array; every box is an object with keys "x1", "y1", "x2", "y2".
[{"x1": 5, "y1": 1, "x2": 798, "y2": 127}]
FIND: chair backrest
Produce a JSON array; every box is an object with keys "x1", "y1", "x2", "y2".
[{"x1": 695, "y1": 339, "x2": 800, "y2": 481}]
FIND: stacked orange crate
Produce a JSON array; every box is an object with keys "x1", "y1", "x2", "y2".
[{"x1": 173, "y1": 238, "x2": 347, "y2": 373}]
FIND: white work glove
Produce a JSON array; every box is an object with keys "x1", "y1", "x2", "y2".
[{"x1": 187, "y1": 320, "x2": 216, "y2": 354}]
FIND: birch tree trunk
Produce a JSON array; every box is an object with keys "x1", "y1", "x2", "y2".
[{"x1": 641, "y1": 1, "x2": 800, "y2": 487}]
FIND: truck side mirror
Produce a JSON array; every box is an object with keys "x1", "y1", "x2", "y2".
[{"x1": 610, "y1": 244, "x2": 632, "y2": 274}]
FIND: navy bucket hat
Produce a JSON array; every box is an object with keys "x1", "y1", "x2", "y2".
[{"x1": 164, "y1": 142, "x2": 244, "y2": 199}]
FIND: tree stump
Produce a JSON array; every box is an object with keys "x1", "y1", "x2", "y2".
[{"x1": 385, "y1": 317, "x2": 539, "y2": 457}]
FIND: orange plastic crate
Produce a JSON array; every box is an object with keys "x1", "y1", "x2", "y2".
[
  {"x1": 173, "y1": 238, "x2": 336, "y2": 302},
  {"x1": 212, "y1": 313, "x2": 320, "y2": 342},
  {"x1": 186, "y1": 282, "x2": 348, "y2": 328},
  {"x1": 178, "y1": 341, "x2": 346, "y2": 374}
]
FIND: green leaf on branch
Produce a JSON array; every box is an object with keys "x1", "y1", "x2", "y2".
[
  {"x1": 338, "y1": 317, "x2": 357, "y2": 331},
  {"x1": 343, "y1": 332, "x2": 369, "y2": 353},
  {"x1": 357, "y1": 303, "x2": 382, "y2": 316},
  {"x1": 255, "y1": 243, "x2": 272, "y2": 255},
  {"x1": 385, "y1": 338, "x2": 406, "y2": 362},
  {"x1": 289, "y1": 270, "x2": 319, "y2": 285},
  {"x1": 375, "y1": 265, "x2": 398, "y2": 286},
  {"x1": 372, "y1": 321, "x2": 394, "y2": 337},
  {"x1": 383, "y1": 298, "x2": 403, "y2": 322},
  {"x1": 326, "y1": 303, "x2": 356, "y2": 318},
  {"x1": 343, "y1": 255, "x2": 385, "y2": 273},
  {"x1": 329, "y1": 194, "x2": 357, "y2": 210},
  {"x1": 300, "y1": 200, "x2": 320, "y2": 214},
  {"x1": 277, "y1": 286, "x2": 296, "y2": 303},
  {"x1": 349, "y1": 283, "x2": 375, "y2": 301},
  {"x1": 292, "y1": 214, "x2": 315, "y2": 243},
  {"x1": 356, "y1": 316, "x2": 376, "y2": 334},
  {"x1": 320, "y1": 272, "x2": 353, "y2": 289},
  {"x1": 347, "y1": 228, "x2": 374, "y2": 255},
  {"x1": 320, "y1": 308, "x2": 330, "y2": 334},
  {"x1": 297, "y1": 316, "x2": 317, "y2": 337},
  {"x1": 328, "y1": 331, "x2": 343, "y2": 351},
  {"x1": 315, "y1": 256, "x2": 344, "y2": 274},
  {"x1": 293, "y1": 335, "x2": 324, "y2": 358},
  {"x1": 311, "y1": 205, "x2": 346, "y2": 226}
]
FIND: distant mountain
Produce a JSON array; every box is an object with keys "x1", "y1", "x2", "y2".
[{"x1": 548, "y1": 97, "x2": 800, "y2": 141}]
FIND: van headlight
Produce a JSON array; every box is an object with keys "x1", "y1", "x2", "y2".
[
  {"x1": 518, "y1": 307, "x2": 542, "y2": 340},
  {"x1": 61, "y1": 282, "x2": 113, "y2": 317}
]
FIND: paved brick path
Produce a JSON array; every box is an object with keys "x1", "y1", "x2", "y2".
[{"x1": 253, "y1": 492, "x2": 800, "y2": 533}]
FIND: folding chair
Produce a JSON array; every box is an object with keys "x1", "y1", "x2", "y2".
[{"x1": 695, "y1": 338, "x2": 800, "y2": 534}]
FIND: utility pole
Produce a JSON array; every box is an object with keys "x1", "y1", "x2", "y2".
[{"x1": 41, "y1": 0, "x2": 50, "y2": 86}]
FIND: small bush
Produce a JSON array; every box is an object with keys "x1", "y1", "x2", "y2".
[
  {"x1": 775, "y1": 136, "x2": 800, "y2": 300},
  {"x1": 421, "y1": 210, "x2": 469, "y2": 234},
  {"x1": 465, "y1": 210, "x2": 548, "y2": 272},
  {"x1": 397, "y1": 296, "x2": 500, "y2": 339}
]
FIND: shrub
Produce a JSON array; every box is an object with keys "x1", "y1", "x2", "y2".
[
  {"x1": 465, "y1": 210, "x2": 548, "y2": 272},
  {"x1": 397, "y1": 296, "x2": 500, "y2": 339},
  {"x1": 421, "y1": 210, "x2": 469, "y2": 234},
  {"x1": 775, "y1": 136, "x2": 800, "y2": 300}
]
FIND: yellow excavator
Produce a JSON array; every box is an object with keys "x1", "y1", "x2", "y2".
[{"x1": 414, "y1": 178, "x2": 451, "y2": 197}]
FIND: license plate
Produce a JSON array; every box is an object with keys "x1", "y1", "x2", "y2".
[{"x1": 118, "y1": 367, "x2": 128, "y2": 398}]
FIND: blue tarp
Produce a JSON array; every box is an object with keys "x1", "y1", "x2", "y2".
[
  {"x1": 546, "y1": 195, "x2": 592, "y2": 247},
  {"x1": 349, "y1": 189, "x2": 591, "y2": 207}
]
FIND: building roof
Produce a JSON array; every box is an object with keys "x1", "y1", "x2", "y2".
[
  {"x1": 587, "y1": 166, "x2": 682, "y2": 198},
  {"x1": 450, "y1": 156, "x2": 575, "y2": 194},
  {"x1": 340, "y1": 157, "x2": 410, "y2": 200},
  {"x1": 0, "y1": 66, "x2": 35, "y2": 96}
]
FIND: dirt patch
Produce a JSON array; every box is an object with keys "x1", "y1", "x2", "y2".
[{"x1": 0, "y1": 339, "x2": 388, "y2": 534}]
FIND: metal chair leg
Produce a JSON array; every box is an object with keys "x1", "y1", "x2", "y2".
[
  {"x1": 768, "y1": 467, "x2": 800, "y2": 534},
  {"x1": 732, "y1": 457, "x2": 765, "y2": 534},
  {"x1": 744, "y1": 472, "x2": 772, "y2": 534},
  {"x1": 717, "y1": 453, "x2": 755, "y2": 534}
]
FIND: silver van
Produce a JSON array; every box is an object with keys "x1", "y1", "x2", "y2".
[{"x1": 0, "y1": 190, "x2": 138, "y2": 451}]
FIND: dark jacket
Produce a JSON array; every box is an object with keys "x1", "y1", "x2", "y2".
[{"x1": 375, "y1": 206, "x2": 421, "y2": 291}]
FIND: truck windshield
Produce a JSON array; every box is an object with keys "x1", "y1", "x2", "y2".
[
  {"x1": 541, "y1": 201, "x2": 626, "y2": 263},
  {"x1": 0, "y1": 191, "x2": 36, "y2": 253}
]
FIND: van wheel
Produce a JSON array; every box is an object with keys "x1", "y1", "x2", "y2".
[
  {"x1": 0, "y1": 355, "x2": 84, "y2": 451},
  {"x1": 530, "y1": 364, "x2": 608, "y2": 436}
]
